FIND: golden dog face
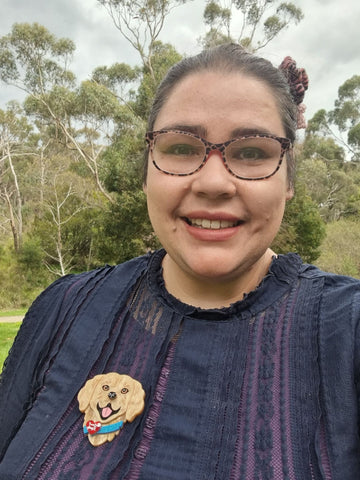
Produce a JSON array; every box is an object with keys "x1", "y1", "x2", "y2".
[{"x1": 78, "y1": 372, "x2": 145, "y2": 446}]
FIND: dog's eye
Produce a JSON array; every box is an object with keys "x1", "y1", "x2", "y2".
[
  {"x1": 102, "y1": 385, "x2": 110, "y2": 391},
  {"x1": 121, "y1": 388, "x2": 129, "y2": 394}
]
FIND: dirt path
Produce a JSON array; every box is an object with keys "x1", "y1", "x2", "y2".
[{"x1": 0, "y1": 315, "x2": 24, "y2": 323}]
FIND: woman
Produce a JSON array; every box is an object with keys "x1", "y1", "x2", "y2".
[{"x1": 0, "y1": 44, "x2": 359, "y2": 479}]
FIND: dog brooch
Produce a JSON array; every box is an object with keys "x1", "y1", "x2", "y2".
[{"x1": 78, "y1": 372, "x2": 145, "y2": 446}]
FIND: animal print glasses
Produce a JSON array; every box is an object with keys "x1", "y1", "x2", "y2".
[{"x1": 146, "y1": 129, "x2": 292, "y2": 181}]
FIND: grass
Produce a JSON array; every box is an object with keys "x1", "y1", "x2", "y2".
[
  {"x1": 0, "y1": 309, "x2": 26, "y2": 317},
  {"x1": 0, "y1": 322, "x2": 21, "y2": 371}
]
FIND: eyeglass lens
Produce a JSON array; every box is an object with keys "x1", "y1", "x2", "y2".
[{"x1": 151, "y1": 132, "x2": 283, "y2": 179}]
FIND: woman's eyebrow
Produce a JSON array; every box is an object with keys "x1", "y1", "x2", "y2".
[
  {"x1": 159, "y1": 124, "x2": 207, "y2": 137},
  {"x1": 157, "y1": 125, "x2": 277, "y2": 138},
  {"x1": 230, "y1": 127, "x2": 275, "y2": 137}
]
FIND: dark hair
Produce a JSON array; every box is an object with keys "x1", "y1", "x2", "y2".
[{"x1": 145, "y1": 43, "x2": 299, "y2": 186}]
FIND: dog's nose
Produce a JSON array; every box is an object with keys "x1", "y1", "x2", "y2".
[{"x1": 108, "y1": 391, "x2": 117, "y2": 400}]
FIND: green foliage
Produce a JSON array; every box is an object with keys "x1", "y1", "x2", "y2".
[
  {"x1": 263, "y1": 4, "x2": 302, "y2": 43},
  {"x1": 204, "y1": 1, "x2": 229, "y2": 25},
  {"x1": 0, "y1": 23, "x2": 75, "y2": 93},
  {"x1": 0, "y1": 102, "x2": 33, "y2": 140},
  {"x1": 0, "y1": 241, "x2": 51, "y2": 309},
  {"x1": 76, "y1": 80, "x2": 121, "y2": 119},
  {"x1": 302, "y1": 135, "x2": 345, "y2": 165},
  {"x1": 299, "y1": 134, "x2": 360, "y2": 221},
  {"x1": 200, "y1": 0, "x2": 303, "y2": 50},
  {"x1": 201, "y1": 29, "x2": 234, "y2": 48},
  {"x1": 31, "y1": 170, "x2": 95, "y2": 275},
  {"x1": 92, "y1": 63, "x2": 139, "y2": 88},
  {"x1": 315, "y1": 219, "x2": 360, "y2": 277},
  {"x1": 18, "y1": 237, "x2": 44, "y2": 271},
  {"x1": 134, "y1": 41, "x2": 182, "y2": 120},
  {"x1": 99, "y1": 140, "x2": 158, "y2": 264},
  {"x1": 99, "y1": 189, "x2": 158, "y2": 264},
  {"x1": 1, "y1": 13, "x2": 360, "y2": 312},
  {"x1": 0, "y1": 102, "x2": 37, "y2": 251},
  {"x1": 273, "y1": 182, "x2": 326, "y2": 262},
  {"x1": 276, "y1": 2, "x2": 303, "y2": 22},
  {"x1": 203, "y1": 0, "x2": 232, "y2": 43},
  {"x1": 0, "y1": 322, "x2": 21, "y2": 372},
  {"x1": 24, "y1": 85, "x2": 77, "y2": 121},
  {"x1": 61, "y1": 206, "x2": 107, "y2": 271},
  {"x1": 348, "y1": 123, "x2": 360, "y2": 150},
  {"x1": 103, "y1": 136, "x2": 144, "y2": 192},
  {"x1": 306, "y1": 109, "x2": 329, "y2": 135},
  {"x1": 309, "y1": 76, "x2": 360, "y2": 161},
  {"x1": 97, "y1": 0, "x2": 189, "y2": 80}
]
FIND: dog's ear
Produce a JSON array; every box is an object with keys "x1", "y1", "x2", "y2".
[
  {"x1": 125, "y1": 378, "x2": 145, "y2": 423},
  {"x1": 78, "y1": 375, "x2": 102, "y2": 412}
]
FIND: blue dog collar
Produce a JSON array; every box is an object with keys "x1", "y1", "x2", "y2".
[{"x1": 84, "y1": 420, "x2": 124, "y2": 435}]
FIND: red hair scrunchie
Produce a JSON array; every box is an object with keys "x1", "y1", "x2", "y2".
[{"x1": 279, "y1": 56, "x2": 309, "y2": 129}]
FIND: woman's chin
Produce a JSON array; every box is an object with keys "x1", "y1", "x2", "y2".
[{"x1": 170, "y1": 250, "x2": 252, "y2": 283}]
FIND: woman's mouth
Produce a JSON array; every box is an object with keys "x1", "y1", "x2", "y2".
[{"x1": 183, "y1": 218, "x2": 242, "y2": 229}]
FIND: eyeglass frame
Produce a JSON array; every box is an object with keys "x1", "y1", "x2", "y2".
[{"x1": 145, "y1": 129, "x2": 293, "y2": 181}]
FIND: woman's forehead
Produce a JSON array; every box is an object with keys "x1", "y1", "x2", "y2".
[{"x1": 154, "y1": 71, "x2": 284, "y2": 137}]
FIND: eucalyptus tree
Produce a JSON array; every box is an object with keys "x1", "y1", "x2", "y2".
[
  {"x1": 303, "y1": 76, "x2": 360, "y2": 221},
  {"x1": 0, "y1": 23, "x2": 130, "y2": 203},
  {"x1": 329, "y1": 75, "x2": 360, "y2": 161},
  {"x1": 31, "y1": 163, "x2": 93, "y2": 276},
  {"x1": 0, "y1": 102, "x2": 33, "y2": 251},
  {"x1": 307, "y1": 76, "x2": 360, "y2": 162},
  {"x1": 97, "y1": 0, "x2": 190, "y2": 80},
  {"x1": 200, "y1": 0, "x2": 304, "y2": 49}
]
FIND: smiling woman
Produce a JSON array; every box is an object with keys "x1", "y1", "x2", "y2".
[
  {"x1": 0, "y1": 44, "x2": 360, "y2": 480},
  {"x1": 144, "y1": 70, "x2": 293, "y2": 307}
]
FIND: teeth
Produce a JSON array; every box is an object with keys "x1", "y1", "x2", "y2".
[
  {"x1": 202, "y1": 219, "x2": 211, "y2": 228},
  {"x1": 188, "y1": 218, "x2": 238, "y2": 229}
]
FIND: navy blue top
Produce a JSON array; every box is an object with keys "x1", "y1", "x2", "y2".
[{"x1": 0, "y1": 250, "x2": 360, "y2": 479}]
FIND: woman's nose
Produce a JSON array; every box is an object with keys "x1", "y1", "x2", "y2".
[{"x1": 191, "y1": 150, "x2": 237, "y2": 198}]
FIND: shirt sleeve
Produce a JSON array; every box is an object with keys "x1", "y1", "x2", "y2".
[
  {"x1": 0, "y1": 274, "x2": 77, "y2": 460},
  {"x1": 354, "y1": 290, "x2": 360, "y2": 434}
]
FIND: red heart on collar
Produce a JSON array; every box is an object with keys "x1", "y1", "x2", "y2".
[{"x1": 86, "y1": 420, "x2": 101, "y2": 434}]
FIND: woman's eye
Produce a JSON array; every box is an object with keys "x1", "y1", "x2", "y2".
[
  {"x1": 102, "y1": 385, "x2": 109, "y2": 391},
  {"x1": 166, "y1": 144, "x2": 197, "y2": 156},
  {"x1": 232, "y1": 147, "x2": 265, "y2": 160},
  {"x1": 121, "y1": 388, "x2": 129, "y2": 394}
]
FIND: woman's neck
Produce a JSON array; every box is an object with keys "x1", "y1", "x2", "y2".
[{"x1": 161, "y1": 249, "x2": 275, "y2": 309}]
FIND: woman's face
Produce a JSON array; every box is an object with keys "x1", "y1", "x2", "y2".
[{"x1": 144, "y1": 71, "x2": 293, "y2": 297}]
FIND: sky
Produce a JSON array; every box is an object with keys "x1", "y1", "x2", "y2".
[{"x1": 1, "y1": 0, "x2": 360, "y2": 124}]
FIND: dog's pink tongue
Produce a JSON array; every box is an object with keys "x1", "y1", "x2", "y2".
[{"x1": 102, "y1": 407, "x2": 112, "y2": 419}]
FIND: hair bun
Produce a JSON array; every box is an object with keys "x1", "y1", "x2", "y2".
[{"x1": 279, "y1": 56, "x2": 309, "y2": 105}]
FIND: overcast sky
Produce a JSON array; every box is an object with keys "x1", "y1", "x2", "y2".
[{"x1": 1, "y1": 0, "x2": 360, "y2": 124}]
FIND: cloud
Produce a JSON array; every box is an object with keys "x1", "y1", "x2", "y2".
[
  {"x1": 261, "y1": 0, "x2": 360, "y2": 118},
  {"x1": 0, "y1": 0, "x2": 359, "y2": 122}
]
